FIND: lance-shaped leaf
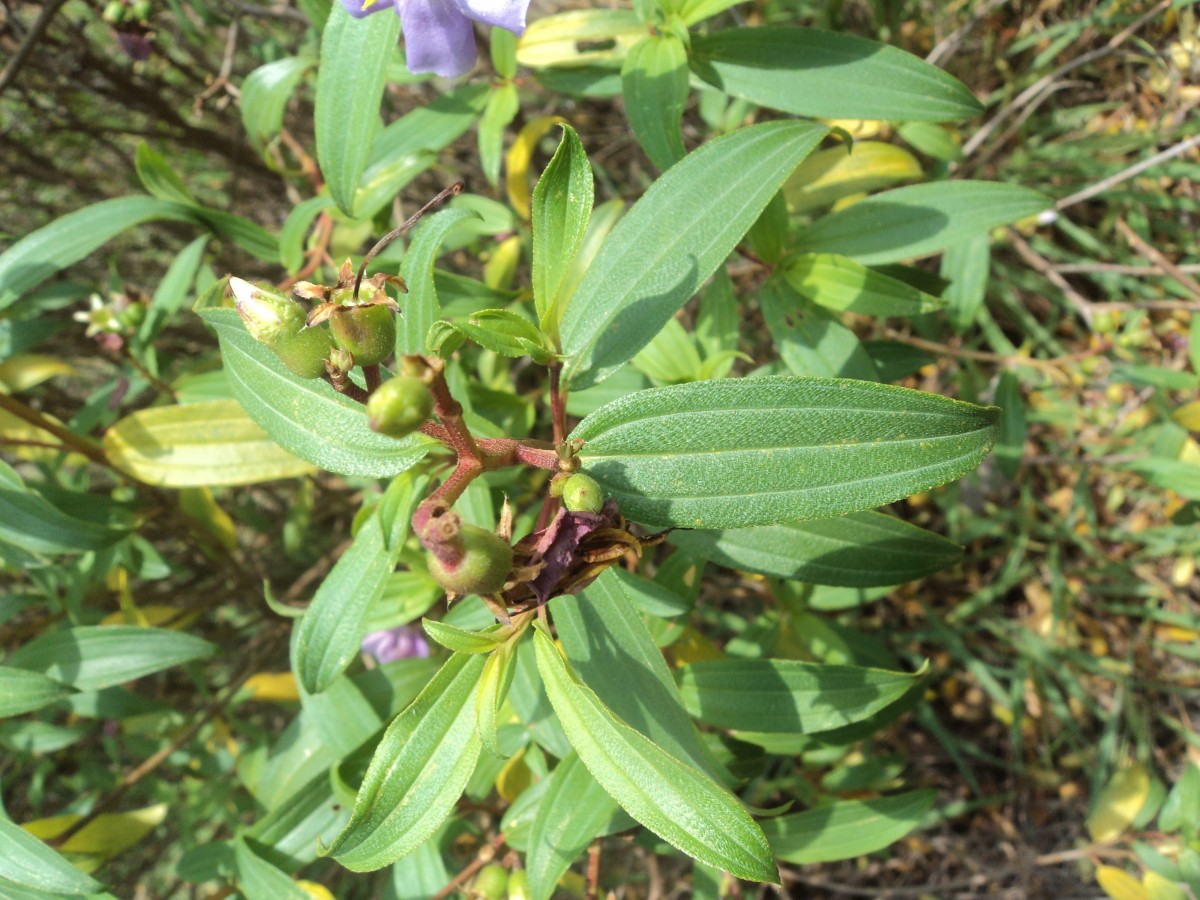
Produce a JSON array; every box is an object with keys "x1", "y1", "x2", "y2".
[
  {"x1": 689, "y1": 28, "x2": 981, "y2": 122},
  {"x1": 399, "y1": 208, "x2": 479, "y2": 356},
  {"x1": 315, "y1": 6, "x2": 400, "y2": 215},
  {"x1": 0, "y1": 815, "x2": 104, "y2": 896},
  {"x1": 0, "y1": 461, "x2": 126, "y2": 555},
  {"x1": 621, "y1": 33, "x2": 689, "y2": 171},
  {"x1": 526, "y1": 753, "x2": 621, "y2": 900},
  {"x1": 760, "y1": 791, "x2": 935, "y2": 863},
  {"x1": 669, "y1": 511, "x2": 962, "y2": 587},
  {"x1": 294, "y1": 472, "x2": 424, "y2": 694},
  {"x1": 0, "y1": 668, "x2": 74, "y2": 718},
  {"x1": 572, "y1": 376, "x2": 1000, "y2": 529},
  {"x1": 328, "y1": 652, "x2": 485, "y2": 871},
  {"x1": 422, "y1": 620, "x2": 506, "y2": 654},
  {"x1": 198, "y1": 307, "x2": 435, "y2": 478},
  {"x1": 784, "y1": 254, "x2": 945, "y2": 317},
  {"x1": 793, "y1": 181, "x2": 1050, "y2": 265},
  {"x1": 241, "y1": 56, "x2": 315, "y2": 150},
  {"x1": 559, "y1": 120, "x2": 828, "y2": 390},
  {"x1": 104, "y1": 399, "x2": 316, "y2": 487},
  {"x1": 533, "y1": 629, "x2": 778, "y2": 883},
  {"x1": 8, "y1": 626, "x2": 215, "y2": 691},
  {"x1": 475, "y1": 635, "x2": 520, "y2": 758},
  {"x1": 532, "y1": 124, "x2": 594, "y2": 336},
  {"x1": 675, "y1": 658, "x2": 922, "y2": 733},
  {"x1": 235, "y1": 837, "x2": 310, "y2": 900}
]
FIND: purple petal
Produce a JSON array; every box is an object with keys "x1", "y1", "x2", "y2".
[
  {"x1": 400, "y1": 0, "x2": 477, "y2": 77},
  {"x1": 449, "y1": 0, "x2": 529, "y2": 34},
  {"x1": 361, "y1": 626, "x2": 430, "y2": 664},
  {"x1": 341, "y1": 0, "x2": 394, "y2": 17}
]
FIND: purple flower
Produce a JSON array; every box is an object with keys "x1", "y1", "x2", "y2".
[
  {"x1": 341, "y1": 0, "x2": 530, "y2": 78},
  {"x1": 361, "y1": 625, "x2": 431, "y2": 664}
]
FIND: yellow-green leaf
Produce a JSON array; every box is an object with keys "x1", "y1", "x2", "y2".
[
  {"x1": 1096, "y1": 866, "x2": 1151, "y2": 900},
  {"x1": 104, "y1": 398, "x2": 316, "y2": 486},
  {"x1": 516, "y1": 10, "x2": 644, "y2": 69},
  {"x1": 784, "y1": 141, "x2": 923, "y2": 213},
  {"x1": 24, "y1": 803, "x2": 167, "y2": 868},
  {"x1": 1088, "y1": 764, "x2": 1151, "y2": 843}
]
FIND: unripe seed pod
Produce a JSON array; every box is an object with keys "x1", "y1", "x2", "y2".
[
  {"x1": 506, "y1": 869, "x2": 529, "y2": 900},
  {"x1": 330, "y1": 303, "x2": 396, "y2": 366},
  {"x1": 367, "y1": 375, "x2": 433, "y2": 438},
  {"x1": 103, "y1": 0, "x2": 126, "y2": 22},
  {"x1": 230, "y1": 277, "x2": 307, "y2": 349},
  {"x1": 560, "y1": 473, "x2": 604, "y2": 514},
  {"x1": 418, "y1": 506, "x2": 513, "y2": 597},
  {"x1": 130, "y1": 0, "x2": 151, "y2": 19},
  {"x1": 273, "y1": 327, "x2": 333, "y2": 380},
  {"x1": 470, "y1": 864, "x2": 508, "y2": 900}
]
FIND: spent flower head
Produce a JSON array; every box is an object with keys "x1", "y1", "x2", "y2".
[{"x1": 340, "y1": 0, "x2": 530, "y2": 78}]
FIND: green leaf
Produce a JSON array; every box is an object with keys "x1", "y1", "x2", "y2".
[
  {"x1": 784, "y1": 254, "x2": 945, "y2": 317},
  {"x1": 690, "y1": 28, "x2": 981, "y2": 122},
  {"x1": 794, "y1": 181, "x2": 1050, "y2": 264},
  {"x1": 675, "y1": 658, "x2": 921, "y2": 733},
  {"x1": 621, "y1": 34, "x2": 689, "y2": 171},
  {"x1": 295, "y1": 472, "x2": 424, "y2": 694},
  {"x1": 135, "y1": 142, "x2": 196, "y2": 204},
  {"x1": 199, "y1": 307, "x2": 435, "y2": 478},
  {"x1": 0, "y1": 667, "x2": 73, "y2": 718},
  {"x1": 760, "y1": 791, "x2": 935, "y2": 863},
  {"x1": 532, "y1": 124, "x2": 594, "y2": 338},
  {"x1": 355, "y1": 84, "x2": 489, "y2": 219},
  {"x1": 428, "y1": 309, "x2": 555, "y2": 364},
  {"x1": 103, "y1": 399, "x2": 317, "y2": 487},
  {"x1": 939, "y1": 233, "x2": 991, "y2": 332},
  {"x1": 421, "y1": 619, "x2": 506, "y2": 654},
  {"x1": 559, "y1": 120, "x2": 828, "y2": 390},
  {"x1": 0, "y1": 461, "x2": 126, "y2": 555},
  {"x1": 241, "y1": 56, "x2": 315, "y2": 149},
  {"x1": 8, "y1": 626, "x2": 216, "y2": 691},
  {"x1": 572, "y1": 376, "x2": 1000, "y2": 528},
  {"x1": 315, "y1": 5, "x2": 401, "y2": 215},
  {"x1": 279, "y1": 196, "x2": 335, "y2": 273},
  {"x1": 0, "y1": 196, "x2": 197, "y2": 310},
  {"x1": 138, "y1": 234, "x2": 209, "y2": 348},
  {"x1": 0, "y1": 815, "x2": 104, "y2": 896},
  {"x1": 398, "y1": 208, "x2": 479, "y2": 356},
  {"x1": 475, "y1": 636, "x2": 519, "y2": 758},
  {"x1": 328, "y1": 653, "x2": 486, "y2": 871},
  {"x1": 994, "y1": 372, "x2": 1025, "y2": 479},
  {"x1": 760, "y1": 279, "x2": 879, "y2": 380},
  {"x1": 478, "y1": 82, "x2": 520, "y2": 187},
  {"x1": 533, "y1": 629, "x2": 778, "y2": 883},
  {"x1": 550, "y1": 569, "x2": 726, "y2": 781},
  {"x1": 234, "y1": 837, "x2": 310, "y2": 900},
  {"x1": 526, "y1": 753, "x2": 621, "y2": 900},
  {"x1": 670, "y1": 511, "x2": 963, "y2": 587}
]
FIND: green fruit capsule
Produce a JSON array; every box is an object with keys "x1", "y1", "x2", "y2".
[
  {"x1": 367, "y1": 375, "x2": 433, "y2": 438},
  {"x1": 427, "y1": 523, "x2": 513, "y2": 597},
  {"x1": 130, "y1": 0, "x2": 151, "y2": 19},
  {"x1": 330, "y1": 303, "x2": 396, "y2": 367},
  {"x1": 506, "y1": 869, "x2": 529, "y2": 900},
  {"x1": 273, "y1": 327, "x2": 334, "y2": 380},
  {"x1": 471, "y1": 864, "x2": 508, "y2": 900},
  {"x1": 561, "y1": 473, "x2": 604, "y2": 514},
  {"x1": 230, "y1": 277, "x2": 307, "y2": 349},
  {"x1": 103, "y1": 0, "x2": 126, "y2": 22}
]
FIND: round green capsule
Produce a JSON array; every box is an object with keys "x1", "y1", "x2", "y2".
[
  {"x1": 330, "y1": 303, "x2": 396, "y2": 367},
  {"x1": 427, "y1": 523, "x2": 513, "y2": 597},
  {"x1": 367, "y1": 375, "x2": 433, "y2": 438},
  {"x1": 560, "y1": 473, "x2": 604, "y2": 514}
]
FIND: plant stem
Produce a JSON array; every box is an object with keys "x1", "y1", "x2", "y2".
[
  {"x1": 549, "y1": 363, "x2": 566, "y2": 445},
  {"x1": 0, "y1": 393, "x2": 114, "y2": 470}
]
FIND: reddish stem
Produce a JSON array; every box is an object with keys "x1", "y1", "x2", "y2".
[{"x1": 549, "y1": 364, "x2": 567, "y2": 445}]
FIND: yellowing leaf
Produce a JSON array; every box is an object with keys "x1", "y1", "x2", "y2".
[
  {"x1": 670, "y1": 626, "x2": 725, "y2": 665},
  {"x1": 784, "y1": 141, "x2": 922, "y2": 213},
  {"x1": 179, "y1": 486, "x2": 237, "y2": 551},
  {"x1": 23, "y1": 804, "x2": 168, "y2": 866},
  {"x1": 100, "y1": 603, "x2": 198, "y2": 630},
  {"x1": 103, "y1": 398, "x2": 316, "y2": 486},
  {"x1": 1142, "y1": 870, "x2": 1188, "y2": 900},
  {"x1": 0, "y1": 408, "x2": 88, "y2": 465},
  {"x1": 1096, "y1": 866, "x2": 1150, "y2": 900},
  {"x1": 298, "y1": 881, "x2": 336, "y2": 900},
  {"x1": 496, "y1": 746, "x2": 533, "y2": 802},
  {"x1": 0, "y1": 354, "x2": 76, "y2": 393},
  {"x1": 822, "y1": 119, "x2": 886, "y2": 139},
  {"x1": 484, "y1": 235, "x2": 523, "y2": 291},
  {"x1": 1087, "y1": 764, "x2": 1151, "y2": 843},
  {"x1": 516, "y1": 9, "x2": 644, "y2": 69},
  {"x1": 243, "y1": 671, "x2": 300, "y2": 703},
  {"x1": 505, "y1": 115, "x2": 566, "y2": 220}
]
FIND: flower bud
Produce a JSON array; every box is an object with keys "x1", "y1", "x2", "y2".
[
  {"x1": 231, "y1": 277, "x2": 306, "y2": 349},
  {"x1": 273, "y1": 327, "x2": 334, "y2": 380},
  {"x1": 506, "y1": 869, "x2": 529, "y2": 900},
  {"x1": 418, "y1": 507, "x2": 513, "y2": 597},
  {"x1": 367, "y1": 375, "x2": 433, "y2": 438},
  {"x1": 560, "y1": 473, "x2": 604, "y2": 514},
  {"x1": 329, "y1": 303, "x2": 396, "y2": 367}
]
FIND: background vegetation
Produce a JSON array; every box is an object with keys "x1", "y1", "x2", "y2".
[{"x1": 1, "y1": 0, "x2": 1198, "y2": 897}]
